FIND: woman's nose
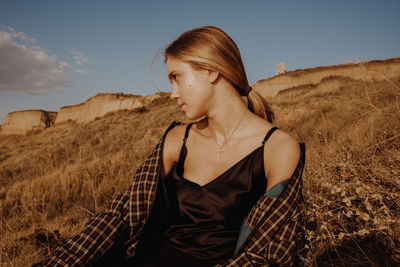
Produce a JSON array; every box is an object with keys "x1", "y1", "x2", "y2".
[{"x1": 170, "y1": 85, "x2": 179, "y2": 100}]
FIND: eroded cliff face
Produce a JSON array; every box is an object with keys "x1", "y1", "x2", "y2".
[
  {"x1": 253, "y1": 58, "x2": 400, "y2": 97},
  {"x1": 1, "y1": 92, "x2": 167, "y2": 135},
  {"x1": 1, "y1": 110, "x2": 57, "y2": 135},
  {"x1": 55, "y1": 93, "x2": 147, "y2": 124},
  {"x1": 55, "y1": 92, "x2": 168, "y2": 124}
]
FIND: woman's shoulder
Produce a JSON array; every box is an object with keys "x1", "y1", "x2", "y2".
[
  {"x1": 263, "y1": 127, "x2": 301, "y2": 189},
  {"x1": 163, "y1": 119, "x2": 207, "y2": 159},
  {"x1": 164, "y1": 118, "x2": 206, "y2": 144},
  {"x1": 268, "y1": 128, "x2": 299, "y2": 149},
  {"x1": 161, "y1": 123, "x2": 189, "y2": 178},
  {"x1": 164, "y1": 123, "x2": 187, "y2": 151}
]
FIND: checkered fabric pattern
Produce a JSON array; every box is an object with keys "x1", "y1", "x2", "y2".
[{"x1": 37, "y1": 121, "x2": 305, "y2": 266}]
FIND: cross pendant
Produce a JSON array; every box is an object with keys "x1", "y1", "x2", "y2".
[{"x1": 216, "y1": 146, "x2": 224, "y2": 159}]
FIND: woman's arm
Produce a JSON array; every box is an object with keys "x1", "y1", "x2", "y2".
[
  {"x1": 36, "y1": 122, "x2": 184, "y2": 266},
  {"x1": 263, "y1": 129, "x2": 300, "y2": 191}
]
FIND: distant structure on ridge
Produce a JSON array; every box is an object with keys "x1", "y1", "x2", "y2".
[
  {"x1": 276, "y1": 62, "x2": 286, "y2": 75},
  {"x1": 254, "y1": 57, "x2": 400, "y2": 98}
]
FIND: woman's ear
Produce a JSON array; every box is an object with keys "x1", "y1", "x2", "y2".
[{"x1": 208, "y1": 70, "x2": 219, "y2": 83}]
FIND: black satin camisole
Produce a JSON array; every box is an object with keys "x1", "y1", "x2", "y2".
[{"x1": 159, "y1": 124, "x2": 278, "y2": 265}]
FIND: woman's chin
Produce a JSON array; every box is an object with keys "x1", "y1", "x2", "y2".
[
  {"x1": 184, "y1": 112, "x2": 203, "y2": 121},
  {"x1": 185, "y1": 114, "x2": 197, "y2": 121}
]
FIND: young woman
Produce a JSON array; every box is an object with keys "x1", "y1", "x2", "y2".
[{"x1": 38, "y1": 26, "x2": 305, "y2": 267}]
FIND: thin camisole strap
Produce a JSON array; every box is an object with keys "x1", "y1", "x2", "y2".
[
  {"x1": 177, "y1": 123, "x2": 194, "y2": 162},
  {"x1": 262, "y1": 126, "x2": 279, "y2": 145},
  {"x1": 182, "y1": 123, "x2": 194, "y2": 143}
]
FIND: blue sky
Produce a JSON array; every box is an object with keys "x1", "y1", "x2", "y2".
[{"x1": 0, "y1": 0, "x2": 399, "y2": 123}]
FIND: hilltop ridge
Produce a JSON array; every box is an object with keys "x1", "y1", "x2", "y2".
[
  {"x1": 1, "y1": 57, "x2": 399, "y2": 135},
  {"x1": 253, "y1": 57, "x2": 400, "y2": 97}
]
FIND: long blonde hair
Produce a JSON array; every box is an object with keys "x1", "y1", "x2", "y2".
[{"x1": 164, "y1": 26, "x2": 274, "y2": 122}]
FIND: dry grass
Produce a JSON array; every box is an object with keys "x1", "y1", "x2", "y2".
[
  {"x1": 272, "y1": 76, "x2": 400, "y2": 266},
  {"x1": 0, "y1": 76, "x2": 399, "y2": 266},
  {"x1": 0, "y1": 98, "x2": 186, "y2": 266}
]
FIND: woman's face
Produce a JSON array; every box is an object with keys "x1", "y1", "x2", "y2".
[{"x1": 166, "y1": 57, "x2": 214, "y2": 120}]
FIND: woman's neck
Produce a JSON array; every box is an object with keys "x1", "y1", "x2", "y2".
[{"x1": 205, "y1": 84, "x2": 249, "y2": 142}]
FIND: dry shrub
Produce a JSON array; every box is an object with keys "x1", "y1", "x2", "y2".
[{"x1": 1, "y1": 76, "x2": 399, "y2": 266}]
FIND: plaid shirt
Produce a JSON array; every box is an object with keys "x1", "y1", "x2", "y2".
[{"x1": 38, "y1": 121, "x2": 305, "y2": 266}]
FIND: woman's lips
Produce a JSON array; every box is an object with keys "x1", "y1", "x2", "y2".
[{"x1": 178, "y1": 103, "x2": 184, "y2": 109}]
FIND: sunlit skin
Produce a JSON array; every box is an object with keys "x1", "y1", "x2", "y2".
[
  {"x1": 162, "y1": 57, "x2": 300, "y2": 190},
  {"x1": 167, "y1": 57, "x2": 215, "y2": 121}
]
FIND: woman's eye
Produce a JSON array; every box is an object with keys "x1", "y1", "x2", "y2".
[{"x1": 169, "y1": 73, "x2": 180, "y2": 83}]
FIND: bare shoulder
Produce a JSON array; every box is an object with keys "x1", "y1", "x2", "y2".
[
  {"x1": 162, "y1": 124, "x2": 186, "y2": 178},
  {"x1": 163, "y1": 124, "x2": 186, "y2": 159},
  {"x1": 263, "y1": 128, "x2": 300, "y2": 190},
  {"x1": 165, "y1": 123, "x2": 186, "y2": 145}
]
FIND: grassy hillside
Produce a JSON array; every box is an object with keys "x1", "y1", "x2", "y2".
[
  {"x1": 274, "y1": 76, "x2": 400, "y2": 265},
  {"x1": 1, "y1": 76, "x2": 399, "y2": 266}
]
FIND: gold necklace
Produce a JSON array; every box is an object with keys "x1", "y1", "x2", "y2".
[{"x1": 209, "y1": 109, "x2": 247, "y2": 159}]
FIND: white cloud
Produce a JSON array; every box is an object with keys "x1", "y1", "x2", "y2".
[
  {"x1": 0, "y1": 26, "x2": 68, "y2": 94},
  {"x1": 5, "y1": 26, "x2": 36, "y2": 43},
  {"x1": 70, "y1": 50, "x2": 91, "y2": 73},
  {"x1": 71, "y1": 50, "x2": 89, "y2": 66}
]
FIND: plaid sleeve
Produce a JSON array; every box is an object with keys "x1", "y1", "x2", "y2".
[
  {"x1": 35, "y1": 121, "x2": 182, "y2": 266},
  {"x1": 217, "y1": 211, "x2": 304, "y2": 267},
  {"x1": 36, "y1": 188, "x2": 132, "y2": 266}
]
